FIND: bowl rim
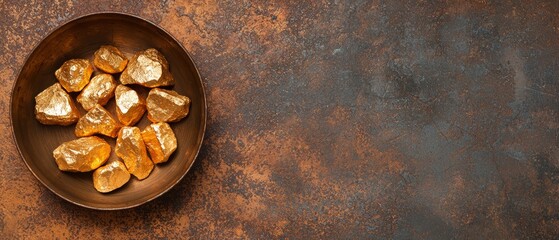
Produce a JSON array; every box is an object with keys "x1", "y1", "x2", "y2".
[{"x1": 10, "y1": 11, "x2": 207, "y2": 210}]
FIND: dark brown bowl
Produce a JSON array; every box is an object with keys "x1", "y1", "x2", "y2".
[{"x1": 10, "y1": 13, "x2": 206, "y2": 210}]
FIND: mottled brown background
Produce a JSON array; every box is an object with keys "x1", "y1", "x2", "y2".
[{"x1": 1, "y1": 0, "x2": 559, "y2": 239}]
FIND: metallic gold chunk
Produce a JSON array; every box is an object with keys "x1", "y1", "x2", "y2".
[
  {"x1": 141, "y1": 122, "x2": 177, "y2": 164},
  {"x1": 93, "y1": 45, "x2": 128, "y2": 74},
  {"x1": 53, "y1": 136, "x2": 111, "y2": 172},
  {"x1": 115, "y1": 85, "x2": 146, "y2": 126},
  {"x1": 75, "y1": 104, "x2": 121, "y2": 138},
  {"x1": 55, "y1": 59, "x2": 93, "y2": 92},
  {"x1": 146, "y1": 88, "x2": 190, "y2": 122},
  {"x1": 93, "y1": 160, "x2": 131, "y2": 193},
  {"x1": 115, "y1": 126, "x2": 154, "y2": 180},
  {"x1": 77, "y1": 74, "x2": 117, "y2": 111},
  {"x1": 35, "y1": 83, "x2": 80, "y2": 126},
  {"x1": 120, "y1": 48, "x2": 175, "y2": 88}
]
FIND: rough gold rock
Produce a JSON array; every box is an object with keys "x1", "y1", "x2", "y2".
[
  {"x1": 119, "y1": 48, "x2": 175, "y2": 88},
  {"x1": 115, "y1": 126, "x2": 154, "y2": 180},
  {"x1": 35, "y1": 83, "x2": 80, "y2": 125},
  {"x1": 55, "y1": 59, "x2": 93, "y2": 92},
  {"x1": 53, "y1": 136, "x2": 111, "y2": 172},
  {"x1": 115, "y1": 85, "x2": 146, "y2": 126},
  {"x1": 77, "y1": 74, "x2": 117, "y2": 111},
  {"x1": 75, "y1": 104, "x2": 121, "y2": 138},
  {"x1": 141, "y1": 122, "x2": 177, "y2": 164},
  {"x1": 93, "y1": 45, "x2": 128, "y2": 74},
  {"x1": 146, "y1": 88, "x2": 191, "y2": 122},
  {"x1": 93, "y1": 160, "x2": 131, "y2": 193}
]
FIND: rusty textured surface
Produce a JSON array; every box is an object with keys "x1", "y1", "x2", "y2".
[{"x1": 1, "y1": 0, "x2": 559, "y2": 239}]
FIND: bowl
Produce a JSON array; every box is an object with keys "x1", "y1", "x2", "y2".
[{"x1": 10, "y1": 13, "x2": 206, "y2": 210}]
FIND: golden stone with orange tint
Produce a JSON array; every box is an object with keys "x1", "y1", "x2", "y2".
[
  {"x1": 93, "y1": 160, "x2": 131, "y2": 193},
  {"x1": 93, "y1": 45, "x2": 128, "y2": 74},
  {"x1": 115, "y1": 126, "x2": 154, "y2": 180},
  {"x1": 53, "y1": 136, "x2": 111, "y2": 172},
  {"x1": 75, "y1": 104, "x2": 121, "y2": 138},
  {"x1": 35, "y1": 83, "x2": 80, "y2": 126},
  {"x1": 55, "y1": 59, "x2": 93, "y2": 92},
  {"x1": 146, "y1": 88, "x2": 190, "y2": 122},
  {"x1": 120, "y1": 48, "x2": 175, "y2": 88},
  {"x1": 141, "y1": 122, "x2": 177, "y2": 164},
  {"x1": 115, "y1": 85, "x2": 146, "y2": 126},
  {"x1": 77, "y1": 73, "x2": 117, "y2": 111}
]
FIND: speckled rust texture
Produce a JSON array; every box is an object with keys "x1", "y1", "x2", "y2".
[{"x1": 2, "y1": 0, "x2": 559, "y2": 239}]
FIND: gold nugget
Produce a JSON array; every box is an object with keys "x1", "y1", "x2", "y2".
[
  {"x1": 115, "y1": 126, "x2": 154, "y2": 180},
  {"x1": 93, "y1": 160, "x2": 131, "y2": 193},
  {"x1": 77, "y1": 74, "x2": 117, "y2": 111},
  {"x1": 146, "y1": 88, "x2": 190, "y2": 122},
  {"x1": 120, "y1": 48, "x2": 175, "y2": 88},
  {"x1": 115, "y1": 85, "x2": 146, "y2": 126},
  {"x1": 141, "y1": 122, "x2": 177, "y2": 164},
  {"x1": 53, "y1": 136, "x2": 111, "y2": 172},
  {"x1": 35, "y1": 83, "x2": 80, "y2": 126},
  {"x1": 75, "y1": 104, "x2": 121, "y2": 138},
  {"x1": 55, "y1": 59, "x2": 93, "y2": 92},
  {"x1": 93, "y1": 45, "x2": 128, "y2": 74}
]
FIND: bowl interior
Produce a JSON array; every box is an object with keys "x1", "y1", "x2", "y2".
[{"x1": 11, "y1": 13, "x2": 206, "y2": 210}]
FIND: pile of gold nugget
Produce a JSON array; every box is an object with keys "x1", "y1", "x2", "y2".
[{"x1": 34, "y1": 46, "x2": 191, "y2": 193}]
